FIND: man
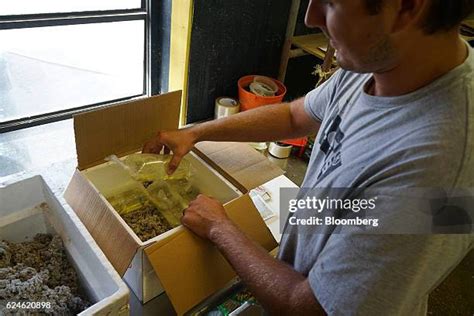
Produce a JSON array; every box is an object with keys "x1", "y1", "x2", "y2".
[{"x1": 143, "y1": 0, "x2": 474, "y2": 314}]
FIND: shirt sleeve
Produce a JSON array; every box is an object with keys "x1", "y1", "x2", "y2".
[
  {"x1": 308, "y1": 233, "x2": 473, "y2": 315},
  {"x1": 304, "y1": 69, "x2": 343, "y2": 122}
]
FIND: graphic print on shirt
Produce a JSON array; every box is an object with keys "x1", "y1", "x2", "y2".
[{"x1": 317, "y1": 113, "x2": 345, "y2": 180}]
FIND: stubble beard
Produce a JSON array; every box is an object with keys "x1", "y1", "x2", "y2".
[{"x1": 337, "y1": 35, "x2": 397, "y2": 74}]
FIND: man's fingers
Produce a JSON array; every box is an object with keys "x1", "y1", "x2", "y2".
[
  {"x1": 167, "y1": 154, "x2": 183, "y2": 175},
  {"x1": 142, "y1": 141, "x2": 151, "y2": 153},
  {"x1": 142, "y1": 140, "x2": 163, "y2": 154}
]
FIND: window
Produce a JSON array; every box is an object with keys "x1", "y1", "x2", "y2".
[{"x1": 0, "y1": 1, "x2": 150, "y2": 131}]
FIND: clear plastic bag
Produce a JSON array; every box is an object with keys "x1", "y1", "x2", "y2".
[
  {"x1": 122, "y1": 153, "x2": 192, "y2": 183},
  {"x1": 146, "y1": 178, "x2": 200, "y2": 222},
  {"x1": 104, "y1": 153, "x2": 199, "y2": 228},
  {"x1": 105, "y1": 185, "x2": 152, "y2": 216}
]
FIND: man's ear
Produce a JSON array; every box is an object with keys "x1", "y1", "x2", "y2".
[{"x1": 390, "y1": 0, "x2": 429, "y2": 33}]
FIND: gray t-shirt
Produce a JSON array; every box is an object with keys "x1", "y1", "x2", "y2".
[{"x1": 278, "y1": 43, "x2": 474, "y2": 315}]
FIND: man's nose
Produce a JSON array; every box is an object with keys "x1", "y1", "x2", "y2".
[{"x1": 305, "y1": 0, "x2": 326, "y2": 28}]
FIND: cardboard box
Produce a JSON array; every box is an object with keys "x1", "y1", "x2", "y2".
[
  {"x1": 64, "y1": 91, "x2": 282, "y2": 315},
  {"x1": 80, "y1": 149, "x2": 243, "y2": 304},
  {"x1": 0, "y1": 175, "x2": 129, "y2": 315}
]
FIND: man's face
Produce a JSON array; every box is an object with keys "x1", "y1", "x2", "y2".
[{"x1": 306, "y1": 0, "x2": 398, "y2": 73}]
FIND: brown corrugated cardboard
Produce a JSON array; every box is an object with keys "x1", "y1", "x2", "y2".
[
  {"x1": 194, "y1": 142, "x2": 284, "y2": 193},
  {"x1": 75, "y1": 92, "x2": 181, "y2": 170},
  {"x1": 64, "y1": 91, "x2": 281, "y2": 311},
  {"x1": 145, "y1": 194, "x2": 277, "y2": 315}
]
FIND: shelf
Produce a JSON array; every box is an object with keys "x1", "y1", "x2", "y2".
[
  {"x1": 291, "y1": 33, "x2": 329, "y2": 60},
  {"x1": 461, "y1": 19, "x2": 474, "y2": 42},
  {"x1": 290, "y1": 33, "x2": 337, "y2": 66},
  {"x1": 277, "y1": 0, "x2": 337, "y2": 81}
]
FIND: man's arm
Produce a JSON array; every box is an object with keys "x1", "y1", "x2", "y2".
[
  {"x1": 182, "y1": 195, "x2": 326, "y2": 316},
  {"x1": 190, "y1": 97, "x2": 319, "y2": 143},
  {"x1": 143, "y1": 97, "x2": 320, "y2": 173}
]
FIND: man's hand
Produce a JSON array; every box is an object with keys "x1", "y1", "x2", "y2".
[
  {"x1": 181, "y1": 194, "x2": 233, "y2": 240},
  {"x1": 142, "y1": 128, "x2": 196, "y2": 174},
  {"x1": 182, "y1": 196, "x2": 325, "y2": 315}
]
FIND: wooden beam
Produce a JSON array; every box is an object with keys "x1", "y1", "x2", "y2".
[
  {"x1": 278, "y1": 0, "x2": 301, "y2": 82},
  {"x1": 169, "y1": 0, "x2": 194, "y2": 127},
  {"x1": 289, "y1": 48, "x2": 308, "y2": 58}
]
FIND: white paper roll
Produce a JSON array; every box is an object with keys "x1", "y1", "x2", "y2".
[
  {"x1": 214, "y1": 97, "x2": 240, "y2": 119},
  {"x1": 268, "y1": 142, "x2": 292, "y2": 159}
]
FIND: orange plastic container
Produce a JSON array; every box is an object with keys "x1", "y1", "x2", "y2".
[
  {"x1": 238, "y1": 75, "x2": 287, "y2": 111},
  {"x1": 281, "y1": 137, "x2": 308, "y2": 157}
]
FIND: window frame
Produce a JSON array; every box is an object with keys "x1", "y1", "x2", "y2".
[{"x1": 0, "y1": 0, "x2": 152, "y2": 133}]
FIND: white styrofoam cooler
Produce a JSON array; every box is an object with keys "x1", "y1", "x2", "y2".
[{"x1": 0, "y1": 175, "x2": 130, "y2": 315}]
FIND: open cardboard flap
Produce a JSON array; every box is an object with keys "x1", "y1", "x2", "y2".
[
  {"x1": 65, "y1": 91, "x2": 182, "y2": 275},
  {"x1": 193, "y1": 142, "x2": 284, "y2": 193},
  {"x1": 74, "y1": 91, "x2": 182, "y2": 170},
  {"x1": 144, "y1": 194, "x2": 278, "y2": 316}
]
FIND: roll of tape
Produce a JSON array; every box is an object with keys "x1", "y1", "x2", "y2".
[
  {"x1": 249, "y1": 82, "x2": 276, "y2": 97},
  {"x1": 214, "y1": 97, "x2": 240, "y2": 119},
  {"x1": 253, "y1": 76, "x2": 278, "y2": 94},
  {"x1": 268, "y1": 142, "x2": 292, "y2": 159}
]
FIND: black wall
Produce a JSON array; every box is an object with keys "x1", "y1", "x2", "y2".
[{"x1": 186, "y1": 1, "x2": 292, "y2": 123}]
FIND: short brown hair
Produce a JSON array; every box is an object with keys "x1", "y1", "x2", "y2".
[{"x1": 364, "y1": 0, "x2": 474, "y2": 34}]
